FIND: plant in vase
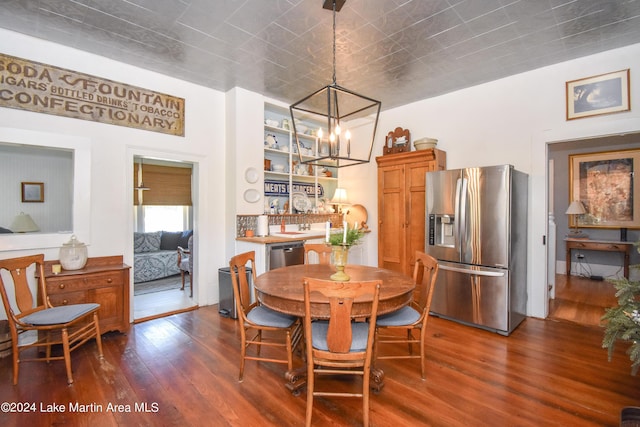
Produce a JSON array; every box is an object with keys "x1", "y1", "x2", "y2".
[
  {"x1": 327, "y1": 224, "x2": 364, "y2": 282},
  {"x1": 602, "y1": 242, "x2": 640, "y2": 375}
]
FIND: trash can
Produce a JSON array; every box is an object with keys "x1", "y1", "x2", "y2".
[{"x1": 218, "y1": 266, "x2": 251, "y2": 319}]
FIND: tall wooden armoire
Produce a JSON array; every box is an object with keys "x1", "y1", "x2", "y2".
[{"x1": 376, "y1": 149, "x2": 446, "y2": 276}]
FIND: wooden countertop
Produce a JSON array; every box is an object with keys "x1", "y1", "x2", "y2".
[
  {"x1": 236, "y1": 229, "x2": 370, "y2": 244},
  {"x1": 236, "y1": 233, "x2": 325, "y2": 244}
]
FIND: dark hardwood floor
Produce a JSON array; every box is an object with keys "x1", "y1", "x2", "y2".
[
  {"x1": 1, "y1": 294, "x2": 639, "y2": 426},
  {"x1": 549, "y1": 274, "x2": 619, "y2": 327}
]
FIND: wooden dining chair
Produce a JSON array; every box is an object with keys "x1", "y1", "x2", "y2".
[
  {"x1": 229, "y1": 251, "x2": 302, "y2": 382},
  {"x1": 0, "y1": 254, "x2": 104, "y2": 385},
  {"x1": 177, "y1": 235, "x2": 193, "y2": 297},
  {"x1": 302, "y1": 277, "x2": 381, "y2": 427},
  {"x1": 374, "y1": 251, "x2": 439, "y2": 379},
  {"x1": 303, "y1": 243, "x2": 333, "y2": 265}
]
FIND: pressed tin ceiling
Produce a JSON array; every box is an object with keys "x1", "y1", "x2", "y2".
[{"x1": 0, "y1": 0, "x2": 640, "y2": 110}]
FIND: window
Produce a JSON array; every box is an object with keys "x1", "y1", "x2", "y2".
[{"x1": 142, "y1": 206, "x2": 188, "y2": 232}]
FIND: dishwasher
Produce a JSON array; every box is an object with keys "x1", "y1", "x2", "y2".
[{"x1": 266, "y1": 241, "x2": 304, "y2": 270}]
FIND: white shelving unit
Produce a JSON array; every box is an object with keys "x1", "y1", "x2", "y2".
[{"x1": 264, "y1": 103, "x2": 338, "y2": 214}]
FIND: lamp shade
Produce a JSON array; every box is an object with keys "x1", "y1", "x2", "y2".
[
  {"x1": 330, "y1": 188, "x2": 350, "y2": 206},
  {"x1": 10, "y1": 212, "x2": 39, "y2": 232},
  {"x1": 565, "y1": 200, "x2": 586, "y2": 215}
]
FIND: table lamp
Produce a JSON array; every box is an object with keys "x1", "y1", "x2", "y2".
[
  {"x1": 565, "y1": 201, "x2": 588, "y2": 238},
  {"x1": 10, "y1": 212, "x2": 39, "y2": 233},
  {"x1": 330, "y1": 188, "x2": 350, "y2": 215}
]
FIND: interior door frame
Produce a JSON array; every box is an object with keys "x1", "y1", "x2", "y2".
[{"x1": 126, "y1": 147, "x2": 201, "y2": 321}]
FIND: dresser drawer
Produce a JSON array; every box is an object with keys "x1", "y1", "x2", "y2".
[
  {"x1": 47, "y1": 271, "x2": 122, "y2": 294},
  {"x1": 48, "y1": 290, "x2": 87, "y2": 306}
]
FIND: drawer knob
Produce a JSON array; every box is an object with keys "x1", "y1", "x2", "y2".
[
  {"x1": 59, "y1": 284, "x2": 66, "y2": 289},
  {"x1": 62, "y1": 299, "x2": 68, "y2": 305},
  {"x1": 107, "y1": 278, "x2": 113, "y2": 283}
]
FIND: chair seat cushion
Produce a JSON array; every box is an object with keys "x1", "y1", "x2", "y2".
[
  {"x1": 247, "y1": 305, "x2": 296, "y2": 328},
  {"x1": 312, "y1": 320, "x2": 369, "y2": 352},
  {"x1": 21, "y1": 303, "x2": 100, "y2": 326},
  {"x1": 179, "y1": 258, "x2": 190, "y2": 271},
  {"x1": 376, "y1": 306, "x2": 421, "y2": 326}
]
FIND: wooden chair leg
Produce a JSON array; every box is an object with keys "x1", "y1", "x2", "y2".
[
  {"x1": 239, "y1": 327, "x2": 247, "y2": 382},
  {"x1": 180, "y1": 271, "x2": 185, "y2": 290},
  {"x1": 285, "y1": 332, "x2": 293, "y2": 372},
  {"x1": 61, "y1": 328, "x2": 73, "y2": 385},
  {"x1": 189, "y1": 273, "x2": 192, "y2": 297},
  {"x1": 363, "y1": 364, "x2": 371, "y2": 427},
  {"x1": 94, "y1": 313, "x2": 104, "y2": 360},
  {"x1": 420, "y1": 328, "x2": 427, "y2": 380},
  {"x1": 46, "y1": 330, "x2": 52, "y2": 361},
  {"x1": 305, "y1": 363, "x2": 314, "y2": 427},
  {"x1": 12, "y1": 342, "x2": 19, "y2": 386}
]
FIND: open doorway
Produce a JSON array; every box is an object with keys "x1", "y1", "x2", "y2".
[
  {"x1": 547, "y1": 132, "x2": 640, "y2": 326},
  {"x1": 132, "y1": 156, "x2": 197, "y2": 322}
]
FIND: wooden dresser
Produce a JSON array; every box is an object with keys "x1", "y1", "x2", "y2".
[
  {"x1": 42, "y1": 256, "x2": 131, "y2": 333},
  {"x1": 376, "y1": 149, "x2": 446, "y2": 276}
]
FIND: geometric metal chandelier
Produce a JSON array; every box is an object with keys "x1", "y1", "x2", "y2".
[{"x1": 289, "y1": 0, "x2": 381, "y2": 169}]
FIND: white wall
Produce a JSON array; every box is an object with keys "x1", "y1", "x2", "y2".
[
  {"x1": 0, "y1": 29, "x2": 227, "y2": 319},
  {"x1": 343, "y1": 42, "x2": 640, "y2": 319},
  {"x1": 0, "y1": 145, "x2": 73, "y2": 232}
]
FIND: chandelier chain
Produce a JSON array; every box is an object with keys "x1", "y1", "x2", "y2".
[{"x1": 332, "y1": 0, "x2": 336, "y2": 85}]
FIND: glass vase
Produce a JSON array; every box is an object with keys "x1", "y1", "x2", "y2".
[
  {"x1": 330, "y1": 244, "x2": 350, "y2": 281},
  {"x1": 59, "y1": 235, "x2": 88, "y2": 270}
]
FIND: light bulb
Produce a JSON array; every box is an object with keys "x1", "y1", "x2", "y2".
[
  {"x1": 345, "y1": 129, "x2": 351, "y2": 140},
  {"x1": 318, "y1": 128, "x2": 323, "y2": 139},
  {"x1": 329, "y1": 133, "x2": 335, "y2": 142},
  {"x1": 335, "y1": 124, "x2": 341, "y2": 135}
]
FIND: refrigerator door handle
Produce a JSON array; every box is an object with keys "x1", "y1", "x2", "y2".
[
  {"x1": 458, "y1": 177, "x2": 467, "y2": 252},
  {"x1": 439, "y1": 264, "x2": 506, "y2": 277},
  {"x1": 454, "y1": 178, "x2": 462, "y2": 251}
]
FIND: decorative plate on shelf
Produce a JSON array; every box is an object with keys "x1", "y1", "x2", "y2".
[
  {"x1": 292, "y1": 192, "x2": 311, "y2": 213},
  {"x1": 244, "y1": 167, "x2": 259, "y2": 184},
  {"x1": 243, "y1": 189, "x2": 261, "y2": 203}
]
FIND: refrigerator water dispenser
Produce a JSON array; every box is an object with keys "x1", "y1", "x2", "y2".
[{"x1": 428, "y1": 214, "x2": 455, "y2": 248}]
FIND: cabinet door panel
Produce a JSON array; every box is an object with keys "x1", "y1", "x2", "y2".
[
  {"x1": 406, "y1": 162, "x2": 429, "y2": 274},
  {"x1": 378, "y1": 165, "x2": 405, "y2": 272},
  {"x1": 90, "y1": 286, "x2": 121, "y2": 329}
]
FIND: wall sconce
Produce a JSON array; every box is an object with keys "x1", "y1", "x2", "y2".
[
  {"x1": 565, "y1": 200, "x2": 588, "y2": 239},
  {"x1": 10, "y1": 212, "x2": 39, "y2": 233}
]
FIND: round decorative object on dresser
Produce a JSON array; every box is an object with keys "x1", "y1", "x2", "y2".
[{"x1": 59, "y1": 235, "x2": 88, "y2": 270}]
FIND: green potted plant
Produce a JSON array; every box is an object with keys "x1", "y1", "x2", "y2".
[
  {"x1": 602, "y1": 243, "x2": 640, "y2": 375},
  {"x1": 327, "y1": 224, "x2": 364, "y2": 281}
]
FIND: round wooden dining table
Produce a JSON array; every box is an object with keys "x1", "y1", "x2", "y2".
[
  {"x1": 254, "y1": 263, "x2": 415, "y2": 394},
  {"x1": 254, "y1": 264, "x2": 416, "y2": 319}
]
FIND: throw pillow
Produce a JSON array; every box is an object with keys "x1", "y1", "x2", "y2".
[
  {"x1": 178, "y1": 230, "x2": 193, "y2": 248},
  {"x1": 160, "y1": 231, "x2": 182, "y2": 250},
  {"x1": 134, "y1": 231, "x2": 162, "y2": 253}
]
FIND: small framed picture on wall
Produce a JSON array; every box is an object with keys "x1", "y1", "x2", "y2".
[{"x1": 21, "y1": 182, "x2": 44, "y2": 202}]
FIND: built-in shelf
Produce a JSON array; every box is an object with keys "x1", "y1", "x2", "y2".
[{"x1": 264, "y1": 102, "x2": 338, "y2": 214}]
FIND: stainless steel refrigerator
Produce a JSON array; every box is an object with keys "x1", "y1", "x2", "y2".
[{"x1": 425, "y1": 165, "x2": 528, "y2": 335}]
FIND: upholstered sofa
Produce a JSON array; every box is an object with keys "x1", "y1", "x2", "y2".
[{"x1": 133, "y1": 230, "x2": 193, "y2": 283}]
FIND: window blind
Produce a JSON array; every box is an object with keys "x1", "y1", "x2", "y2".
[{"x1": 134, "y1": 164, "x2": 192, "y2": 206}]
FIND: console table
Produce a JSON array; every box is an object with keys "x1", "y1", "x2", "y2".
[{"x1": 565, "y1": 238, "x2": 633, "y2": 278}]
